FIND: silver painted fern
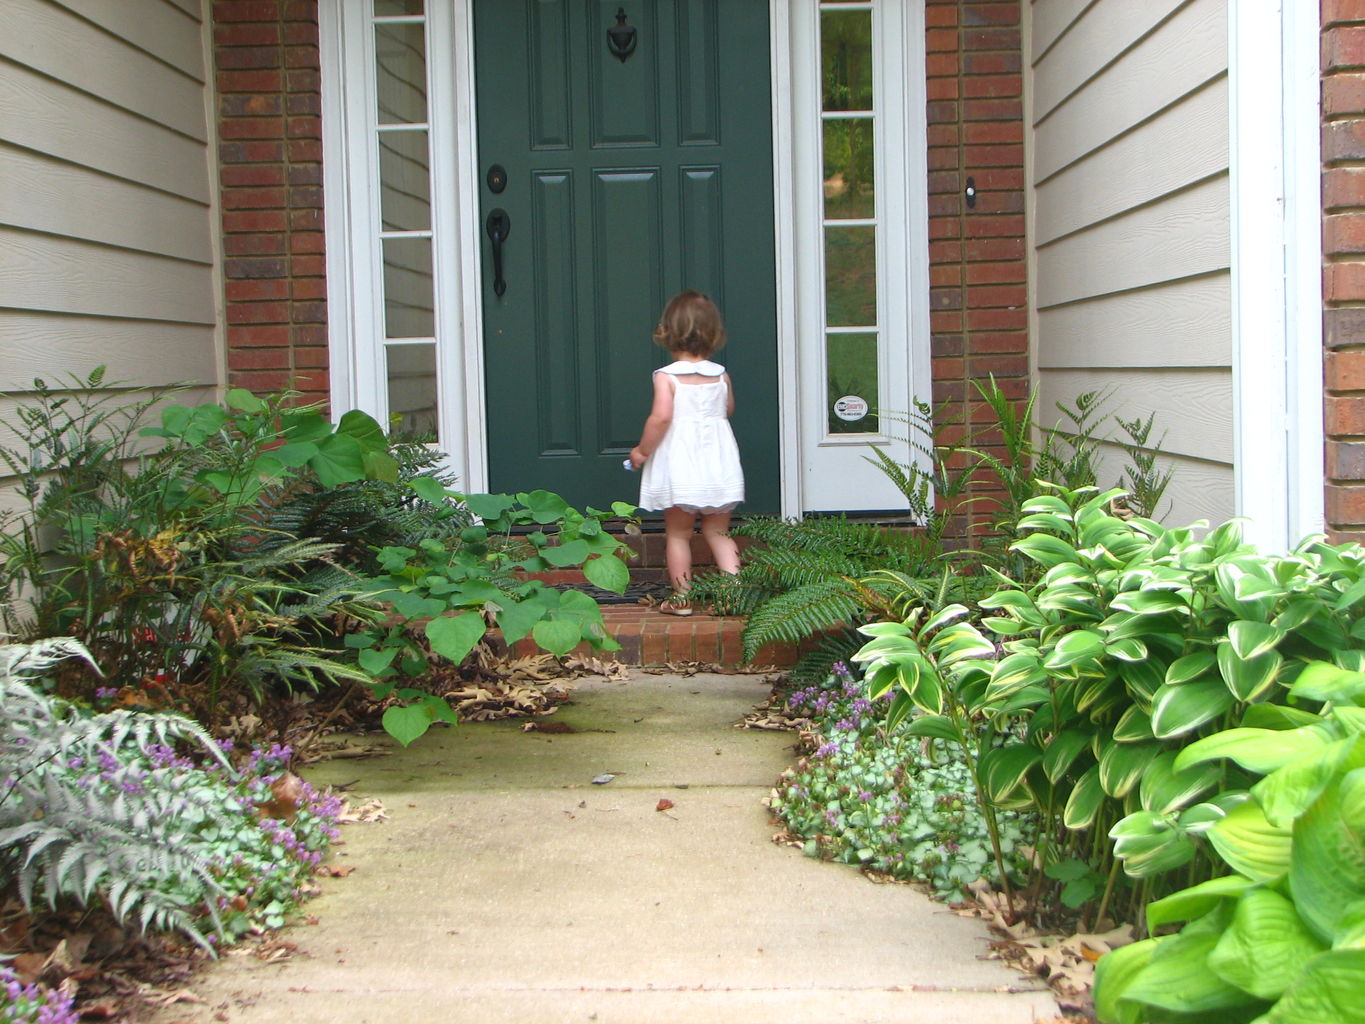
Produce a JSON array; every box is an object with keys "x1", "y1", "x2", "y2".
[{"x1": 0, "y1": 638, "x2": 233, "y2": 951}]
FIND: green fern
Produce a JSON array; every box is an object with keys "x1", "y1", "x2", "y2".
[
  {"x1": 0, "y1": 639, "x2": 231, "y2": 950},
  {"x1": 786, "y1": 629, "x2": 866, "y2": 688}
]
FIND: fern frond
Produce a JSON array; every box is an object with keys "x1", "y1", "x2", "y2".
[
  {"x1": 740, "y1": 581, "x2": 864, "y2": 661},
  {"x1": 787, "y1": 629, "x2": 866, "y2": 689}
]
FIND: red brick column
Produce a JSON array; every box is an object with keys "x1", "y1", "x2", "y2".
[
  {"x1": 925, "y1": 1, "x2": 1029, "y2": 541},
  {"x1": 212, "y1": 0, "x2": 328, "y2": 401}
]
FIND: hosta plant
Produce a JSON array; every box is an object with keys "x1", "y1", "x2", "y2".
[
  {"x1": 353, "y1": 488, "x2": 636, "y2": 745},
  {"x1": 1094, "y1": 660, "x2": 1365, "y2": 1024},
  {"x1": 853, "y1": 484, "x2": 1365, "y2": 923}
]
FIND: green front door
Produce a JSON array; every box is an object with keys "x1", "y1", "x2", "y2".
[{"x1": 474, "y1": 0, "x2": 779, "y2": 512}]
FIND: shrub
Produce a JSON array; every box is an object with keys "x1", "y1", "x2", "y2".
[
  {"x1": 0, "y1": 639, "x2": 341, "y2": 949},
  {"x1": 0, "y1": 374, "x2": 396, "y2": 715},
  {"x1": 351, "y1": 488, "x2": 636, "y2": 744},
  {"x1": 768, "y1": 663, "x2": 1033, "y2": 900},
  {"x1": 1094, "y1": 661, "x2": 1365, "y2": 1024},
  {"x1": 690, "y1": 380, "x2": 1172, "y2": 685},
  {"x1": 853, "y1": 484, "x2": 1365, "y2": 923}
]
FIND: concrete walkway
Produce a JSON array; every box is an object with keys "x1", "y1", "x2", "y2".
[{"x1": 161, "y1": 674, "x2": 1058, "y2": 1024}]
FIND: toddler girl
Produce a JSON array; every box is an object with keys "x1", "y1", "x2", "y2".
[{"x1": 629, "y1": 291, "x2": 744, "y2": 615}]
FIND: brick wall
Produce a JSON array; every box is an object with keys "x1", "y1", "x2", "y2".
[
  {"x1": 1324, "y1": 0, "x2": 1365, "y2": 542},
  {"x1": 924, "y1": 0, "x2": 1029, "y2": 540},
  {"x1": 212, "y1": 0, "x2": 328, "y2": 400}
]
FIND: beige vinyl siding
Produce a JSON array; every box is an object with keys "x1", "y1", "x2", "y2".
[
  {"x1": 1027, "y1": 0, "x2": 1232, "y2": 528},
  {"x1": 0, "y1": 0, "x2": 219, "y2": 410}
]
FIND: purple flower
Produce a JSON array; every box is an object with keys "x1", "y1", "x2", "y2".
[
  {"x1": 814, "y1": 741, "x2": 837, "y2": 758},
  {"x1": 858, "y1": 791, "x2": 872, "y2": 802},
  {"x1": 94, "y1": 686, "x2": 117, "y2": 700}
]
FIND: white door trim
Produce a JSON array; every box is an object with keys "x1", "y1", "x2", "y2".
[
  {"x1": 1228, "y1": 0, "x2": 1325, "y2": 551},
  {"x1": 321, "y1": 1, "x2": 929, "y2": 516}
]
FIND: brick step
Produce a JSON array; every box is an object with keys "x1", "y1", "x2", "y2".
[{"x1": 496, "y1": 605, "x2": 799, "y2": 668}]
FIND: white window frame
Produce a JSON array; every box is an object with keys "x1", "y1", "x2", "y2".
[
  {"x1": 321, "y1": 0, "x2": 930, "y2": 515},
  {"x1": 1229, "y1": 0, "x2": 1325, "y2": 550},
  {"x1": 789, "y1": 0, "x2": 930, "y2": 512}
]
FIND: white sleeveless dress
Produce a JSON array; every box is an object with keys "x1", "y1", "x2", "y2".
[{"x1": 638, "y1": 359, "x2": 745, "y2": 514}]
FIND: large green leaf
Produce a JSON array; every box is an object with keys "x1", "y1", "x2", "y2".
[
  {"x1": 409, "y1": 475, "x2": 452, "y2": 504},
  {"x1": 1099, "y1": 740, "x2": 1161, "y2": 799},
  {"x1": 979, "y1": 743, "x2": 1043, "y2": 806},
  {"x1": 1208, "y1": 889, "x2": 1327, "y2": 1001},
  {"x1": 582, "y1": 552, "x2": 629, "y2": 594},
  {"x1": 463, "y1": 492, "x2": 517, "y2": 520},
  {"x1": 495, "y1": 597, "x2": 549, "y2": 646},
  {"x1": 334, "y1": 408, "x2": 387, "y2": 449},
  {"x1": 1263, "y1": 950, "x2": 1365, "y2": 1024},
  {"x1": 1290, "y1": 661, "x2": 1365, "y2": 704},
  {"x1": 309, "y1": 432, "x2": 367, "y2": 487},
  {"x1": 382, "y1": 703, "x2": 434, "y2": 747},
  {"x1": 1043, "y1": 729, "x2": 1092, "y2": 782},
  {"x1": 1146, "y1": 875, "x2": 1256, "y2": 932},
  {"x1": 521, "y1": 489, "x2": 571, "y2": 524},
  {"x1": 532, "y1": 618, "x2": 583, "y2": 657},
  {"x1": 1141, "y1": 750, "x2": 1220, "y2": 815},
  {"x1": 905, "y1": 714, "x2": 957, "y2": 742},
  {"x1": 1011, "y1": 533, "x2": 1081, "y2": 569},
  {"x1": 1110, "y1": 810, "x2": 1197, "y2": 878},
  {"x1": 1242, "y1": 703, "x2": 1326, "y2": 731},
  {"x1": 986, "y1": 651, "x2": 1046, "y2": 702},
  {"x1": 1228, "y1": 620, "x2": 1286, "y2": 660},
  {"x1": 1175, "y1": 727, "x2": 1336, "y2": 776},
  {"x1": 424, "y1": 612, "x2": 487, "y2": 665},
  {"x1": 1289, "y1": 780, "x2": 1365, "y2": 944},
  {"x1": 1210, "y1": 800, "x2": 1292, "y2": 883},
  {"x1": 1045, "y1": 629, "x2": 1106, "y2": 670},
  {"x1": 1342, "y1": 766, "x2": 1365, "y2": 830},
  {"x1": 1109, "y1": 589, "x2": 1190, "y2": 616},
  {"x1": 541, "y1": 539, "x2": 592, "y2": 567},
  {"x1": 1151, "y1": 679, "x2": 1236, "y2": 740},
  {"x1": 1113, "y1": 705, "x2": 1155, "y2": 743},
  {"x1": 1119, "y1": 921, "x2": 1263, "y2": 1017},
  {"x1": 1166, "y1": 651, "x2": 1217, "y2": 686},
  {"x1": 1094, "y1": 937, "x2": 1162, "y2": 1024},
  {"x1": 1253, "y1": 738, "x2": 1358, "y2": 828},
  {"x1": 1064, "y1": 764, "x2": 1105, "y2": 830},
  {"x1": 1119, "y1": 658, "x2": 1166, "y2": 703},
  {"x1": 1217, "y1": 643, "x2": 1283, "y2": 703}
]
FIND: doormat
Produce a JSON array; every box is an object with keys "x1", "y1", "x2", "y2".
[{"x1": 555, "y1": 579, "x2": 672, "y2": 605}]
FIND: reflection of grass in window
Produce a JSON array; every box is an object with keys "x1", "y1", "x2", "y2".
[
  {"x1": 824, "y1": 227, "x2": 876, "y2": 327},
  {"x1": 827, "y1": 333, "x2": 879, "y2": 434},
  {"x1": 822, "y1": 119, "x2": 875, "y2": 220}
]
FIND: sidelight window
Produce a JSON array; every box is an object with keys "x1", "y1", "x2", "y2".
[
  {"x1": 819, "y1": 2, "x2": 879, "y2": 436},
  {"x1": 374, "y1": 2, "x2": 439, "y2": 436}
]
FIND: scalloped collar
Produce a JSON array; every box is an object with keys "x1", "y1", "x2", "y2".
[{"x1": 656, "y1": 359, "x2": 725, "y2": 377}]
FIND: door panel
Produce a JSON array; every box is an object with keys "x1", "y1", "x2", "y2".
[{"x1": 475, "y1": 0, "x2": 778, "y2": 511}]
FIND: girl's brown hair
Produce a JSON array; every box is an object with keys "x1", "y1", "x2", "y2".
[{"x1": 652, "y1": 290, "x2": 727, "y2": 357}]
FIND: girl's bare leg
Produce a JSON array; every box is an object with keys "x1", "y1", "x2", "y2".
[
  {"x1": 700, "y1": 511, "x2": 740, "y2": 575},
  {"x1": 663, "y1": 506, "x2": 697, "y2": 594}
]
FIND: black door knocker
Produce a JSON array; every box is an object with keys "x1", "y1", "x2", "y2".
[{"x1": 607, "y1": 7, "x2": 637, "y2": 63}]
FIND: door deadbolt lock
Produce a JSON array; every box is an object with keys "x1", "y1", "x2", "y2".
[{"x1": 487, "y1": 164, "x2": 507, "y2": 194}]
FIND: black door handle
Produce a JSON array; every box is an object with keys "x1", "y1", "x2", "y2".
[{"x1": 485, "y1": 208, "x2": 511, "y2": 297}]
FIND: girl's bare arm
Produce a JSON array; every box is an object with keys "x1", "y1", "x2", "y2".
[
  {"x1": 630, "y1": 372, "x2": 674, "y2": 468},
  {"x1": 724, "y1": 373, "x2": 735, "y2": 417}
]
